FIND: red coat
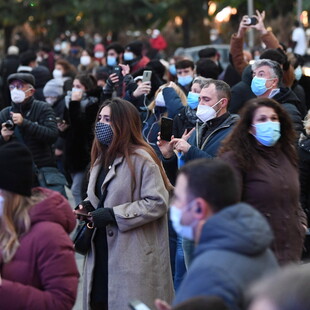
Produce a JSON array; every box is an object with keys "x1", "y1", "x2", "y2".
[
  {"x1": 0, "y1": 188, "x2": 79, "y2": 310},
  {"x1": 150, "y1": 35, "x2": 167, "y2": 51}
]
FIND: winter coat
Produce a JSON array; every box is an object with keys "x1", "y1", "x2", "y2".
[
  {"x1": 83, "y1": 148, "x2": 174, "y2": 309},
  {"x1": 220, "y1": 148, "x2": 307, "y2": 265},
  {"x1": 0, "y1": 187, "x2": 79, "y2": 310},
  {"x1": 173, "y1": 203, "x2": 279, "y2": 310},
  {"x1": 272, "y1": 87, "x2": 303, "y2": 136},
  {"x1": 298, "y1": 134, "x2": 310, "y2": 225},
  {"x1": 229, "y1": 65, "x2": 255, "y2": 114},
  {"x1": 0, "y1": 97, "x2": 58, "y2": 168},
  {"x1": 163, "y1": 113, "x2": 238, "y2": 185},
  {"x1": 61, "y1": 91, "x2": 100, "y2": 172},
  {"x1": 172, "y1": 106, "x2": 198, "y2": 138}
]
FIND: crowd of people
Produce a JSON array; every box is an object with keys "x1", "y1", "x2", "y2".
[{"x1": 1, "y1": 9, "x2": 310, "y2": 310}]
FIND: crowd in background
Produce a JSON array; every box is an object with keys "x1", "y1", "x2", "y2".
[{"x1": 1, "y1": 9, "x2": 310, "y2": 310}]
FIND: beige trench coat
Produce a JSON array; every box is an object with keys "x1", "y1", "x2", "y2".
[{"x1": 83, "y1": 149, "x2": 174, "y2": 309}]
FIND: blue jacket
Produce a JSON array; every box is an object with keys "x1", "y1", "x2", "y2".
[
  {"x1": 162, "y1": 113, "x2": 238, "y2": 184},
  {"x1": 174, "y1": 203, "x2": 279, "y2": 310}
]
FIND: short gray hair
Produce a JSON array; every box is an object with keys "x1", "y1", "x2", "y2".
[{"x1": 251, "y1": 59, "x2": 282, "y2": 85}]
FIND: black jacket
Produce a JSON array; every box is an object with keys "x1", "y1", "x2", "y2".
[
  {"x1": 229, "y1": 65, "x2": 255, "y2": 114},
  {"x1": 298, "y1": 134, "x2": 310, "y2": 225},
  {"x1": 272, "y1": 87, "x2": 303, "y2": 136},
  {"x1": 61, "y1": 91, "x2": 100, "y2": 172},
  {"x1": 173, "y1": 106, "x2": 198, "y2": 138},
  {"x1": 0, "y1": 97, "x2": 58, "y2": 168}
]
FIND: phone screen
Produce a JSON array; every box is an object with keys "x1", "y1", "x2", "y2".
[
  {"x1": 129, "y1": 300, "x2": 151, "y2": 310},
  {"x1": 142, "y1": 70, "x2": 152, "y2": 83},
  {"x1": 160, "y1": 117, "x2": 173, "y2": 141}
]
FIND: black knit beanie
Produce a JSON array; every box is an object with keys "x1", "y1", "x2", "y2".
[{"x1": 0, "y1": 142, "x2": 33, "y2": 196}]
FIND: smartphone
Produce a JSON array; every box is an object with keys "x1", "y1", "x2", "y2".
[
  {"x1": 129, "y1": 300, "x2": 151, "y2": 310},
  {"x1": 74, "y1": 210, "x2": 92, "y2": 218},
  {"x1": 245, "y1": 17, "x2": 257, "y2": 26},
  {"x1": 142, "y1": 70, "x2": 152, "y2": 83},
  {"x1": 160, "y1": 117, "x2": 174, "y2": 141},
  {"x1": 112, "y1": 65, "x2": 122, "y2": 77}
]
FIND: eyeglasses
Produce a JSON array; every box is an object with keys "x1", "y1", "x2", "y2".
[{"x1": 9, "y1": 82, "x2": 25, "y2": 90}]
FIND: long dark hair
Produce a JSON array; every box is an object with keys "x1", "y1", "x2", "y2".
[
  {"x1": 219, "y1": 98, "x2": 298, "y2": 170},
  {"x1": 90, "y1": 98, "x2": 172, "y2": 191}
]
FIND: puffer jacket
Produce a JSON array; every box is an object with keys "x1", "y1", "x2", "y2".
[
  {"x1": 0, "y1": 187, "x2": 79, "y2": 310},
  {"x1": 0, "y1": 97, "x2": 58, "y2": 168}
]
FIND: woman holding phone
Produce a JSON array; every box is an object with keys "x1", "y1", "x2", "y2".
[{"x1": 75, "y1": 98, "x2": 174, "y2": 309}]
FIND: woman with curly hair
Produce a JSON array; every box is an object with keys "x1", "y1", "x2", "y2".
[{"x1": 219, "y1": 97, "x2": 307, "y2": 265}]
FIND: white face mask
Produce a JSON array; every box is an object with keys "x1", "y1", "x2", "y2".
[
  {"x1": 170, "y1": 205, "x2": 195, "y2": 240},
  {"x1": 0, "y1": 195, "x2": 4, "y2": 217},
  {"x1": 94, "y1": 51, "x2": 104, "y2": 59},
  {"x1": 53, "y1": 69, "x2": 63, "y2": 79},
  {"x1": 80, "y1": 55, "x2": 91, "y2": 66},
  {"x1": 196, "y1": 99, "x2": 222, "y2": 123},
  {"x1": 155, "y1": 91, "x2": 165, "y2": 107},
  {"x1": 10, "y1": 88, "x2": 28, "y2": 103}
]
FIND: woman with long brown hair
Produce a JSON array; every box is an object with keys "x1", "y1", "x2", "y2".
[
  {"x1": 75, "y1": 98, "x2": 174, "y2": 310},
  {"x1": 219, "y1": 97, "x2": 307, "y2": 265},
  {"x1": 0, "y1": 142, "x2": 78, "y2": 309}
]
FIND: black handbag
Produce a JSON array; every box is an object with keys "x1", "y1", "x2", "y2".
[
  {"x1": 73, "y1": 181, "x2": 110, "y2": 255},
  {"x1": 73, "y1": 220, "x2": 95, "y2": 255}
]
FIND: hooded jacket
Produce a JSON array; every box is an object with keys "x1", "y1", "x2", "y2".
[
  {"x1": 173, "y1": 203, "x2": 278, "y2": 310},
  {"x1": 0, "y1": 187, "x2": 79, "y2": 310}
]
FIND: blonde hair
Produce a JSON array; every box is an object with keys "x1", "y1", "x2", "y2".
[
  {"x1": 148, "y1": 82, "x2": 187, "y2": 111},
  {"x1": 304, "y1": 110, "x2": 310, "y2": 135},
  {"x1": 0, "y1": 189, "x2": 44, "y2": 263}
]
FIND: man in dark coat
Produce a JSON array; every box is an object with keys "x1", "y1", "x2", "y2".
[
  {"x1": 0, "y1": 73, "x2": 58, "y2": 174},
  {"x1": 155, "y1": 158, "x2": 278, "y2": 310},
  {"x1": 251, "y1": 59, "x2": 303, "y2": 136}
]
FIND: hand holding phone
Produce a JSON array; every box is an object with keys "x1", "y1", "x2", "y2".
[
  {"x1": 142, "y1": 70, "x2": 152, "y2": 83},
  {"x1": 74, "y1": 209, "x2": 92, "y2": 221},
  {"x1": 160, "y1": 117, "x2": 174, "y2": 141}
]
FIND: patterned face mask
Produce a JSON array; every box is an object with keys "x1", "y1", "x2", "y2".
[{"x1": 95, "y1": 122, "x2": 114, "y2": 146}]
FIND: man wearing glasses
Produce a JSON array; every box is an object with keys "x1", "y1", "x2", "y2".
[{"x1": 0, "y1": 73, "x2": 58, "y2": 184}]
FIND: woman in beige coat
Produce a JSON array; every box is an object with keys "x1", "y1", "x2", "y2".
[{"x1": 75, "y1": 98, "x2": 174, "y2": 310}]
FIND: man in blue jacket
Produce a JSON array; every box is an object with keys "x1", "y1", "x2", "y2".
[
  {"x1": 155, "y1": 158, "x2": 279, "y2": 310},
  {"x1": 158, "y1": 79, "x2": 238, "y2": 184}
]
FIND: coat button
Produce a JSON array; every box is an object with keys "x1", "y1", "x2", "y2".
[
  {"x1": 125, "y1": 213, "x2": 129, "y2": 217},
  {"x1": 108, "y1": 230, "x2": 114, "y2": 237},
  {"x1": 133, "y1": 213, "x2": 138, "y2": 216}
]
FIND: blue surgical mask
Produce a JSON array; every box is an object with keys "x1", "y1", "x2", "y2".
[
  {"x1": 187, "y1": 92, "x2": 200, "y2": 109},
  {"x1": 178, "y1": 75, "x2": 193, "y2": 87},
  {"x1": 0, "y1": 195, "x2": 3, "y2": 217},
  {"x1": 170, "y1": 206, "x2": 195, "y2": 240},
  {"x1": 252, "y1": 121, "x2": 281, "y2": 147},
  {"x1": 251, "y1": 76, "x2": 274, "y2": 96},
  {"x1": 124, "y1": 52, "x2": 134, "y2": 61},
  {"x1": 294, "y1": 66, "x2": 303, "y2": 81},
  {"x1": 169, "y1": 64, "x2": 176, "y2": 76},
  {"x1": 95, "y1": 122, "x2": 114, "y2": 146},
  {"x1": 107, "y1": 55, "x2": 117, "y2": 67}
]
